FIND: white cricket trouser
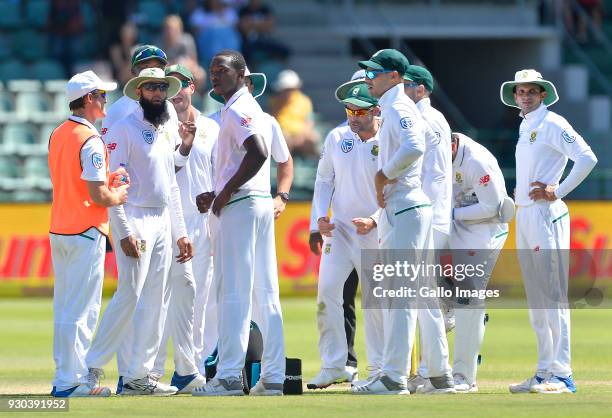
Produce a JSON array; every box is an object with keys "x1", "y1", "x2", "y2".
[
  {"x1": 214, "y1": 194, "x2": 285, "y2": 383},
  {"x1": 377, "y1": 199, "x2": 440, "y2": 383},
  {"x1": 316, "y1": 221, "x2": 383, "y2": 373},
  {"x1": 451, "y1": 221, "x2": 508, "y2": 384},
  {"x1": 516, "y1": 199, "x2": 571, "y2": 377},
  {"x1": 201, "y1": 269, "x2": 218, "y2": 375},
  {"x1": 50, "y1": 227, "x2": 106, "y2": 390},
  {"x1": 86, "y1": 205, "x2": 173, "y2": 381},
  {"x1": 153, "y1": 213, "x2": 214, "y2": 377},
  {"x1": 416, "y1": 229, "x2": 452, "y2": 379}
]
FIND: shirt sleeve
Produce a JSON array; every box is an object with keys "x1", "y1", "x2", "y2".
[
  {"x1": 107, "y1": 122, "x2": 133, "y2": 240},
  {"x1": 548, "y1": 123, "x2": 598, "y2": 199},
  {"x1": 270, "y1": 116, "x2": 290, "y2": 163},
  {"x1": 453, "y1": 160, "x2": 505, "y2": 221},
  {"x1": 169, "y1": 170, "x2": 188, "y2": 241},
  {"x1": 80, "y1": 136, "x2": 107, "y2": 182},
  {"x1": 228, "y1": 108, "x2": 263, "y2": 148},
  {"x1": 382, "y1": 109, "x2": 426, "y2": 179},
  {"x1": 311, "y1": 132, "x2": 335, "y2": 230}
]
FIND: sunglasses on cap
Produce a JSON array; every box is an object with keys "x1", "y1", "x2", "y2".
[
  {"x1": 90, "y1": 90, "x2": 107, "y2": 99},
  {"x1": 133, "y1": 47, "x2": 167, "y2": 65},
  {"x1": 140, "y1": 83, "x2": 170, "y2": 92},
  {"x1": 365, "y1": 69, "x2": 395, "y2": 80},
  {"x1": 345, "y1": 107, "x2": 372, "y2": 117}
]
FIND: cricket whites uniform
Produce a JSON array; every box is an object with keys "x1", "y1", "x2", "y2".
[
  {"x1": 152, "y1": 112, "x2": 220, "y2": 380},
  {"x1": 450, "y1": 133, "x2": 509, "y2": 390},
  {"x1": 48, "y1": 116, "x2": 109, "y2": 393},
  {"x1": 514, "y1": 104, "x2": 597, "y2": 382},
  {"x1": 210, "y1": 87, "x2": 285, "y2": 387},
  {"x1": 86, "y1": 106, "x2": 188, "y2": 388},
  {"x1": 310, "y1": 125, "x2": 384, "y2": 376}
]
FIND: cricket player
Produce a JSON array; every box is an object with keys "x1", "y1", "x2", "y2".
[
  {"x1": 402, "y1": 65, "x2": 454, "y2": 392},
  {"x1": 85, "y1": 68, "x2": 193, "y2": 396},
  {"x1": 150, "y1": 64, "x2": 219, "y2": 391},
  {"x1": 49, "y1": 71, "x2": 128, "y2": 397},
  {"x1": 449, "y1": 132, "x2": 512, "y2": 392},
  {"x1": 501, "y1": 70, "x2": 597, "y2": 394},
  {"x1": 307, "y1": 81, "x2": 383, "y2": 389},
  {"x1": 351, "y1": 49, "x2": 454, "y2": 395},
  {"x1": 192, "y1": 50, "x2": 285, "y2": 396}
]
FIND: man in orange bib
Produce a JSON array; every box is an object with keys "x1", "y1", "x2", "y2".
[{"x1": 49, "y1": 71, "x2": 129, "y2": 397}]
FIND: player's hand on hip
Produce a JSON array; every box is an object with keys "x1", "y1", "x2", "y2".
[
  {"x1": 375, "y1": 169, "x2": 392, "y2": 208},
  {"x1": 273, "y1": 196, "x2": 286, "y2": 219},
  {"x1": 212, "y1": 188, "x2": 232, "y2": 216},
  {"x1": 352, "y1": 217, "x2": 376, "y2": 235},
  {"x1": 529, "y1": 181, "x2": 557, "y2": 201},
  {"x1": 176, "y1": 237, "x2": 194, "y2": 263},
  {"x1": 120, "y1": 235, "x2": 140, "y2": 258},
  {"x1": 196, "y1": 191, "x2": 215, "y2": 213},
  {"x1": 317, "y1": 217, "x2": 335, "y2": 237},
  {"x1": 308, "y1": 231, "x2": 323, "y2": 255}
]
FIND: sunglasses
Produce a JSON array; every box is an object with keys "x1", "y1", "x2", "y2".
[
  {"x1": 141, "y1": 83, "x2": 170, "y2": 92},
  {"x1": 365, "y1": 69, "x2": 395, "y2": 80},
  {"x1": 345, "y1": 107, "x2": 372, "y2": 117},
  {"x1": 403, "y1": 81, "x2": 419, "y2": 88},
  {"x1": 90, "y1": 90, "x2": 107, "y2": 99},
  {"x1": 133, "y1": 47, "x2": 168, "y2": 65},
  {"x1": 180, "y1": 80, "x2": 192, "y2": 88}
]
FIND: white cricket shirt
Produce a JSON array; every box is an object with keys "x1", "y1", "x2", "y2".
[{"x1": 69, "y1": 115, "x2": 107, "y2": 182}]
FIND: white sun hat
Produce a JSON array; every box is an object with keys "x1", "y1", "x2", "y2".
[{"x1": 500, "y1": 69, "x2": 559, "y2": 108}]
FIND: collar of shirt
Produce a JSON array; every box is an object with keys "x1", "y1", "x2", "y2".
[
  {"x1": 377, "y1": 83, "x2": 405, "y2": 110},
  {"x1": 415, "y1": 97, "x2": 430, "y2": 113},
  {"x1": 520, "y1": 102, "x2": 548, "y2": 126},
  {"x1": 222, "y1": 86, "x2": 250, "y2": 113},
  {"x1": 69, "y1": 115, "x2": 100, "y2": 136},
  {"x1": 452, "y1": 136, "x2": 466, "y2": 170}
]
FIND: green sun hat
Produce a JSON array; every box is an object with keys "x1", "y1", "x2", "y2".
[
  {"x1": 500, "y1": 69, "x2": 559, "y2": 108},
  {"x1": 335, "y1": 81, "x2": 378, "y2": 108},
  {"x1": 403, "y1": 65, "x2": 434, "y2": 92},
  {"x1": 208, "y1": 67, "x2": 267, "y2": 104},
  {"x1": 358, "y1": 49, "x2": 410, "y2": 75}
]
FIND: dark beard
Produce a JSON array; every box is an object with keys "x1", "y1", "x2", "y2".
[{"x1": 140, "y1": 97, "x2": 170, "y2": 126}]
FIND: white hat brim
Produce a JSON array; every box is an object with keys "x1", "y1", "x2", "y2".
[{"x1": 500, "y1": 79, "x2": 559, "y2": 108}]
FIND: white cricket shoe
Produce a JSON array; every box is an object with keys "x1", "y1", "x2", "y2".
[
  {"x1": 52, "y1": 384, "x2": 111, "y2": 398},
  {"x1": 172, "y1": 372, "x2": 207, "y2": 394},
  {"x1": 192, "y1": 377, "x2": 245, "y2": 396},
  {"x1": 405, "y1": 374, "x2": 427, "y2": 394},
  {"x1": 344, "y1": 365, "x2": 359, "y2": 383},
  {"x1": 416, "y1": 375, "x2": 456, "y2": 395},
  {"x1": 531, "y1": 375, "x2": 576, "y2": 394},
  {"x1": 351, "y1": 369, "x2": 382, "y2": 388},
  {"x1": 453, "y1": 374, "x2": 478, "y2": 393},
  {"x1": 250, "y1": 380, "x2": 284, "y2": 396},
  {"x1": 307, "y1": 368, "x2": 347, "y2": 389},
  {"x1": 351, "y1": 375, "x2": 410, "y2": 395},
  {"x1": 509, "y1": 374, "x2": 550, "y2": 394},
  {"x1": 121, "y1": 376, "x2": 178, "y2": 396},
  {"x1": 86, "y1": 368, "x2": 105, "y2": 389}
]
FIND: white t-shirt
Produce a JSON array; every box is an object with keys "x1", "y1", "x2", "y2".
[{"x1": 215, "y1": 87, "x2": 271, "y2": 194}]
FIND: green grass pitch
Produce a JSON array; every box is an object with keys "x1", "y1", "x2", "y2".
[{"x1": 0, "y1": 298, "x2": 611, "y2": 417}]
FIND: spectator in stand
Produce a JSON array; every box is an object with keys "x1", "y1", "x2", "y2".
[
  {"x1": 269, "y1": 70, "x2": 320, "y2": 158},
  {"x1": 189, "y1": 0, "x2": 242, "y2": 69},
  {"x1": 48, "y1": 0, "x2": 84, "y2": 77},
  {"x1": 563, "y1": 0, "x2": 605, "y2": 44},
  {"x1": 238, "y1": 0, "x2": 291, "y2": 65},
  {"x1": 110, "y1": 22, "x2": 140, "y2": 87}
]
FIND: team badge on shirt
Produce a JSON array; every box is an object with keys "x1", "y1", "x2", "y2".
[
  {"x1": 324, "y1": 243, "x2": 331, "y2": 255},
  {"x1": 530, "y1": 131, "x2": 537, "y2": 144},
  {"x1": 479, "y1": 174, "x2": 490, "y2": 186},
  {"x1": 400, "y1": 117, "x2": 413, "y2": 129},
  {"x1": 561, "y1": 130, "x2": 576, "y2": 143},
  {"x1": 142, "y1": 130, "x2": 154, "y2": 144},
  {"x1": 340, "y1": 138, "x2": 354, "y2": 153},
  {"x1": 455, "y1": 172, "x2": 463, "y2": 183},
  {"x1": 371, "y1": 144, "x2": 379, "y2": 156},
  {"x1": 92, "y1": 153, "x2": 103, "y2": 169}
]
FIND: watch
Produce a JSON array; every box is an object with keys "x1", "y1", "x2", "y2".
[{"x1": 276, "y1": 192, "x2": 290, "y2": 203}]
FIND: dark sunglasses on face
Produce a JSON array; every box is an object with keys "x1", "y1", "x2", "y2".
[
  {"x1": 91, "y1": 90, "x2": 107, "y2": 99},
  {"x1": 141, "y1": 83, "x2": 170, "y2": 92}
]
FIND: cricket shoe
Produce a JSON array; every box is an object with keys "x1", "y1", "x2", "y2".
[
  {"x1": 51, "y1": 384, "x2": 111, "y2": 397},
  {"x1": 121, "y1": 376, "x2": 178, "y2": 396},
  {"x1": 86, "y1": 368, "x2": 105, "y2": 389},
  {"x1": 192, "y1": 377, "x2": 245, "y2": 396},
  {"x1": 307, "y1": 368, "x2": 347, "y2": 389},
  {"x1": 344, "y1": 365, "x2": 359, "y2": 383},
  {"x1": 405, "y1": 374, "x2": 427, "y2": 394},
  {"x1": 116, "y1": 376, "x2": 124, "y2": 395},
  {"x1": 453, "y1": 373, "x2": 478, "y2": 393},
  {"x1": 416, "y1": 374, "x2": 456, "y2": 395},
  {"x1": 250, "y1": 380, "x2": 284, "y2": 396},
  {"x1": 171, "y1": 372, "x2": 206, "y2": 394},
  {"x1": 508, "y1": 373, "x2": 550, "y2": 393},
  {"x1": 351, "y1": 374, "x2": 410, "y2": 395},
  {"x1": 530, "y1": 375, "x2": 576, "y2": 394},
  {"x1": 351, "y1": 368, "x2": 382, "y2": 388}
]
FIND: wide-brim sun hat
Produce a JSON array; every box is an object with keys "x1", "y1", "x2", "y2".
[
  {"x1": 123, "y1": 67, "x2": 181, "y2": 100},
  {"x1": 208, "y1": 66, "x2": 267, "y2": 104},
  {"x1": 500, "y1": 69, "x2": 559, "y2": 108}
]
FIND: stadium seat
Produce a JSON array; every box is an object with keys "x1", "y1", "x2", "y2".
[
  {"x1": 51, "y1": 92, "x2": 70, "y2": 119},
  {"x1": 75, "y1": 33, "x2": 98, "y2": 60},
  {"x1": 7, "y1": 80, "x2": 42, "y2": 93},
  {"x1": 38, "y1": 123, "x2": 56, "y2": 148},
  {"x1": 0, "y1": 60, "x2": 25, "y2": 82},
  {"x1": 30, "y1": 60, "x2": 66, "y2": 82},
  {"x1": 0, "y1": 90, "x2": 15, "y2": 123},
  {"x1": 11, "y1": 189, "x2": 50, "y2": 202},
  {"x1": 0, "y1": 1, "x2": 22, "y2": 29},
  {"x1": 0, "y1": 155, "x2": 22, "y2": 190},
  {"x1": 0, "y1": 36, "x2": 11, "y2": 61},
  {"x1": 1, "y1": 122, "x2": 38, "y2": 155},
  {"x1": 15, "y1": 92, "x2": 55, "y2": 123},
  {"x1": 13, "y1": 30, "x2": 47, "y2": 62},
  {"x1": 44, "y1": 80, "x2": 67, "y2": 93},
  {"x1": 23, "y1": 155, "x2": 51, "y2": 189},
  {"x1": 25, "y1": 0, "x2": 50, "y2": 29},
  {"x1": 139, "y1": 1, "x2": 168, "y2": 28}
]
